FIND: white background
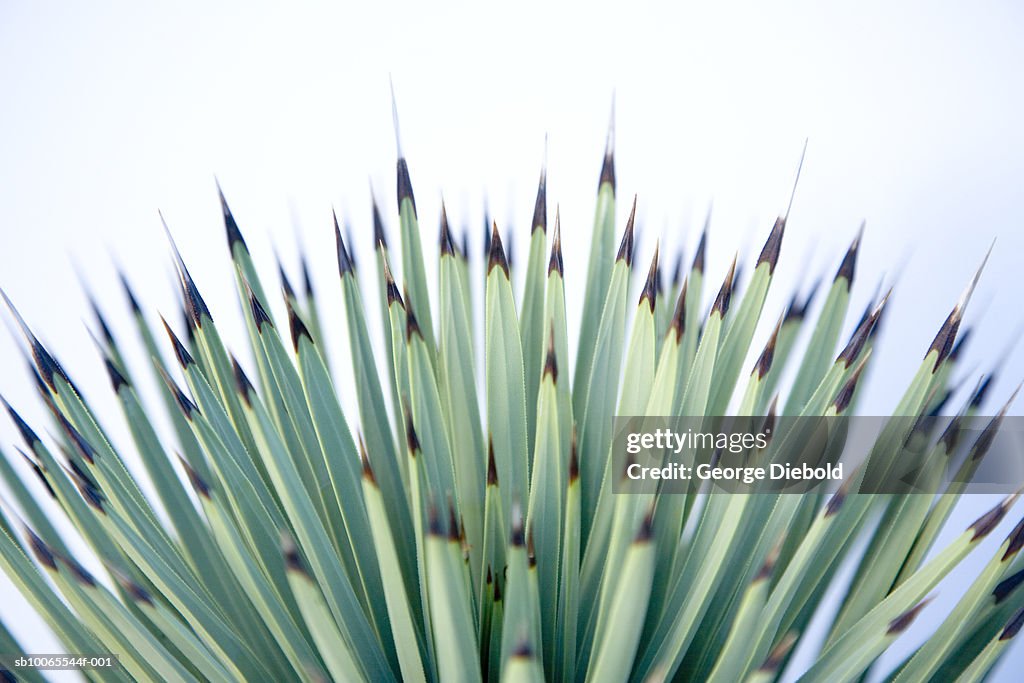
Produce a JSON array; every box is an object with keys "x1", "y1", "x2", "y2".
[{"x1": 1, "y1": 1, "x2": 1023, "y2": 680}]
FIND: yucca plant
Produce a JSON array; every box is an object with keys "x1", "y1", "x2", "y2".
[{"x1": 0, "y1": 109, "x2": 1021, "y2": 683}]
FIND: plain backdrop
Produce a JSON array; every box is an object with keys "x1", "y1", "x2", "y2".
[{"x1": 1, "y1": 1, "x2": 1023, "y2": 680}]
